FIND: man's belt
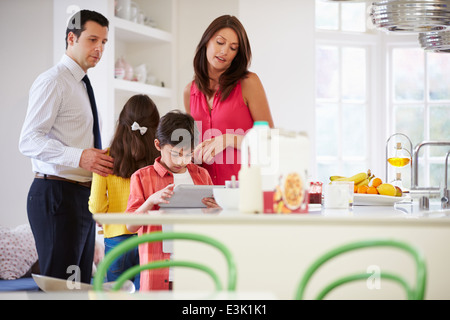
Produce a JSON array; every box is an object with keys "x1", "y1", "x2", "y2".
[{"x1": 35, "y1": 173, "x2": 91, "y2": 188}]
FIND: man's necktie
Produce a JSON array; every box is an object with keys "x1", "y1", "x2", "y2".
[{"x1": 82, "y1": 75, "x2": 102, "y2": 149}]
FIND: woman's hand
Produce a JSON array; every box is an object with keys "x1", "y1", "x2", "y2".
[{"x1": 194, "y1": 134, "x2": 243, "y2": 164}]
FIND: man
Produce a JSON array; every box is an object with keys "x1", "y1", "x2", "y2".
[{"x1": 19, "y1": 10, "x2": 114, "y2": 284}]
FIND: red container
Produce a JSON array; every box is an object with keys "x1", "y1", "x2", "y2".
[{"x1": 309, "y1": 182, "x2": 323, "y2": 204}]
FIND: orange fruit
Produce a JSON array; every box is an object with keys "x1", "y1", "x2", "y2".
[
  {"x1": 357, "y1": 185, "x2": 369, "y2": 194},
  {"x1": 372, "y1": 177, "x2": 382, "y2": 188},
  {"x1": 367, "y1": 186, "x2": 378, "y2": 194}
]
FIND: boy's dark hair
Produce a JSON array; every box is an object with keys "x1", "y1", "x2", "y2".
[
  {"x1": 110, "y1": 94, "x2": 160, "y2": 178},
  {"x1": 65, "y1": 10, "x2": 109, "y2": 49},
  {"x1": 156, "y1": 110, "x2": 199, "y2": 150}
]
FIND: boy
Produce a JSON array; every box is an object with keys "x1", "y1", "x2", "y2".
[{"x1": 126, "y1": 110, "x2": 218, "y2": 291}]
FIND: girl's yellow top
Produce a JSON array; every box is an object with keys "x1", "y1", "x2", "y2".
[{"x1": 88, "y1": 171, "x2": 134, "y2": 238}]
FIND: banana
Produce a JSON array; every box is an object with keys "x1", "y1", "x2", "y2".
[
  {"x1": 333, "y1": 172, "x2": 368, "y2": 185},
  {"x1": 329, "y1": 175, "x2": 346, "y2": 181},
  {"x1": 329, "y1": 170, "x2": 373, "y2": 185},
  {"x1": 356, "y1": 178, "x2": 369, "y2": 187}
]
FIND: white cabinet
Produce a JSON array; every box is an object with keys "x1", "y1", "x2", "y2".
[{"x1": 53, "y1": 0, "x2": 177, "y2": 146}]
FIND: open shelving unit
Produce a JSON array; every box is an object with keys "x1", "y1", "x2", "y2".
[
  {"x1": 114, "y1": 78, "x2": 172, "y2": 98},
  {"x1": 53, "y1": 0, "x2": 177, "y2": 146},
  {"x1": 114, "y1": 16, "x2": 172, "y2": 43},
  {"x1": 111, "y1": 0, "x2": 177, "y2": 128}
]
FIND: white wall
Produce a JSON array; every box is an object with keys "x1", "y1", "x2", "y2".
[
  {"x1": 0, "y1": 0, "x2": 54, "y2": 227},
  {"x1": 239, "y1": 0, "x2": 315, "y2": 133},
  {"x1": 238, "y1": 0, "x2": 316, "y2": 173},
  {"x1": 176, "y1": 0, "x2": 239, "y2": 106},
  {"x1": 1, "y1": 0, "x2": 316, "y2": 227}
]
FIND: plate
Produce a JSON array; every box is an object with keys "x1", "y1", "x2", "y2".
[
  {"x1": 32, "y1": 274, "x2": 135, "y2": 292},
  {"x1": 353, "y1": 194, "x2": 409, "y2": 206},
  {"x1": 32, "y1": 274, "x2": 92, "y2": 292}
]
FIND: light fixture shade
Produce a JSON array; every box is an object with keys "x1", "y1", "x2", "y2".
[
  {"x1": 371, "y1": 0, "x2": 450, "y2": 32},
  {"x1": 419, "y1": 31, "x2": 450, "y2": 52}
]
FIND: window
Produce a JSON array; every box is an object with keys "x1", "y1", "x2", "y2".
[
  {"x1": 316, "y1": 0, "x2": 366, "y2": 32},
  {"x1": 316, "y1": 44, "x2": 369, "y2": 183},
  {"x1": 315, "y1": 0, "x2": 371, "y2": 184},
  {"x1": 315, "y1": 0, "x2": 450, "y2": 190},
  {"x1": 389, "y1": 46, "x2": 450, "y2": 188}
]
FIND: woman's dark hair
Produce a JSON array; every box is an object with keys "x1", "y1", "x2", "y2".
[
  {"x1": 65, "y1": 10, "x2": 109, "y2": 49},
  {"x1": 193, "y1": 15, "x2": 252, "y2": 101},
  {"x1": 156, "y1": 110, "x2": 199, "y2": 150},
  {"x1": 109, "y1": 94, "x2": 160, "y2": 178}
]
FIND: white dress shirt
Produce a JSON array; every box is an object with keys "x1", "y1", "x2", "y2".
[{"x1": 19, "y1": 54, "x2": 99, "y2": 182}]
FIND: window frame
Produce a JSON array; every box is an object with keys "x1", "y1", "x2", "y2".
[
  {"x1": 385, "y1": 34, "x2": 450, "y2": 188},
  {"x1": 315, "y1": 29, "x2": 384, "y2": 182}
]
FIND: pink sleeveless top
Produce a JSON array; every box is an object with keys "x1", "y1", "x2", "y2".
[{"x1": 190, "y1": 81, "x2": 254, "y2": 185}]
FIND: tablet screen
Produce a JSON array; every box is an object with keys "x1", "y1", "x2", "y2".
[{"x1": 159, "y1": 184, "x2": 225, "y2": 208}]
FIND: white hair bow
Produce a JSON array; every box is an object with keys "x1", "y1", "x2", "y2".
[{"x1": 131, "y1": 121, "x2": 148, "y2": 135}]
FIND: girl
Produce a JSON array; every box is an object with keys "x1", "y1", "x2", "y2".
[{"x1": 88, "y1": 94, "x2": 160, "y2": 290}]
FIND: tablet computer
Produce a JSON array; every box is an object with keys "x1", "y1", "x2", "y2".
[{"x1": 159, "y1": 184, "x2": 225, "y2": 208}]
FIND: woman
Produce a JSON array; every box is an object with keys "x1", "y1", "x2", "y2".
[{"x1": 184, "y1": 15, "x2": 274, "y2": 186}]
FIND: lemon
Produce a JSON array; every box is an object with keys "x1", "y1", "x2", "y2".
[{"x1": 376, "y1": 183, "x2": 396, "y2": 197}]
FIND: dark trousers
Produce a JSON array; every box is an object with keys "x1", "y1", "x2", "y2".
[{"x1": 27, "y1": 178, "x2": 95, "y2": 284}]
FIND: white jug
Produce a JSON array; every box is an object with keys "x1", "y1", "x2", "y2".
[
  {"x1": 240, "y1": 121, "x2": 271, "y2": 168},
  {"x1": 238, "y1": 121, "x2": 270, "y2": 213},
  {"x1": 238, "y1": 165, "x2": 263, "y2": 213},
  {"x1": 239, "y1": 122, "x2": 310, "y2": 214}
]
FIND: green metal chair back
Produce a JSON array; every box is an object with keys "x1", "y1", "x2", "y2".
[
  {"x1": 93, "y1": 231, "x2": 237, "y2": 292},
  {"x1": 295, "y1": 239, "x2": 426, "y2": 300}
]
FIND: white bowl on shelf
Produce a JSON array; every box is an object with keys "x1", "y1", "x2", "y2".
[{"x1": 213, "y1": 188, "x2": 240, "y2": 210}]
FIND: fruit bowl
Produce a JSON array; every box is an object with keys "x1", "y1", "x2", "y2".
[
  {"x1": 353, "y1": 194, "x2": 410, "y2": 206},
  {"x1": 213, "y1": 188, "x2": 240, "y2": 210}
]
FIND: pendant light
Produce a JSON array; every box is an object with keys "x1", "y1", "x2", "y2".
[
  {"x1": 418, "y1": 30, "x2": 450, "y2": 52},
  {"x1": 370, "y1": 0, "x2": 450, "y2": 33}
]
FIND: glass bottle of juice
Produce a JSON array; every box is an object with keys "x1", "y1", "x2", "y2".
[{"x1": 387, "y1": 142, "x2": 411, "y2": 167}]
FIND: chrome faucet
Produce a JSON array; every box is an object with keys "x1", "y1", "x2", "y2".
[
  {"x1": 410, "y1": 141, "x2": 450, "y2": 209},
  {"x1": 442, "y1": 150, "x2": 450, "y2": 209},
  {"x1": 411, "y1": 141, "x2": 450, "y2": 202}
]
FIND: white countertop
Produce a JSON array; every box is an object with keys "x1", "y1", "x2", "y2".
[
  {"x1": 92, "y1": 199, "x2": 450, "y2": 300},
  {"x1": 94, "y1": 200, "x2": 450, "y2": 228},
  {"x1": 0, "y1": 290, "x2": 276, "y2": 300}
]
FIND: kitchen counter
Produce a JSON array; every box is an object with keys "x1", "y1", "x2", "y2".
[
  {"x1": 0, "y1": 290, "x2": 276, "y2": 301},
  {"x1": 94, "y1": 200, "x2": 450, "y2": 300},
  {"x1": 94, "y1": 200, "x2": 450, "y2": 227}
]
